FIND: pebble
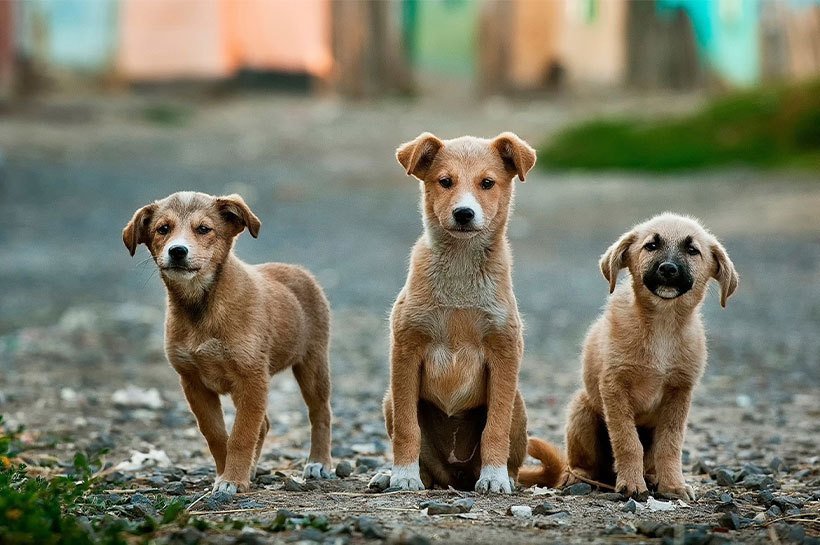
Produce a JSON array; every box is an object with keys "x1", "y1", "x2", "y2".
[
  {"x1": 739, "y1": 474, "x2": 775, "y2": 490},
  {"x1": 769, "y1": 456, "x2": 787, "y2": 473},
  {"x1": 532, "y1": 502, "x2": 560, "y2": 516},
  {"x1": 420, "y1": 498, "x2": 474, "y2": 515},
  {"x1": 205, "y1": 491, "x2": 232, "y2": 510},
  {"x1": 622, "y1": 498, "x2": 639, "y2": 513},
  {"x1": 714, "y1": 468, "x2": 736, "y2": 486},
  {"x1": 561, "y1": 482, "x2": 592, "y2": 496},
  {"x1": 368, "y1": 472, "x2": 391, "y2": 491},
  {"x1": 507, "y1": 505, "x2": 532, "y2": 519},
  {"x1": 355, "y1": 516, "x2": 386, "y2": 540},
  {"x1": 718, "y1": 512, "x2": 749, "y2": 530},
  {"x1": 163, "y1": 481, "x2": 186, "y2": 496},
  {"x1": 283, "y1": 476, "x2": 316, "y2": 492},
  {"x1": 238, "y1": 499, "x2": 264, "y2": 509},
  {"x1": 766, "y1": 505, "x2": 782, "y2": 517},
  {"x1": 335, "y1": 460, "x2": 353, "y2": 478}
]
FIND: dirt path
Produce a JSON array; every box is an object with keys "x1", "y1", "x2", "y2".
[{"x1": 0, "y1": 92, "x2": 818, "y2": 544}]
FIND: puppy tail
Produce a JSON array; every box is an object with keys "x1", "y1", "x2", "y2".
[{"x1": 517, "y1": 437, "x2": 565, "y2": 488}]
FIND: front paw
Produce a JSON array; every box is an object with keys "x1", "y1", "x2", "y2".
[
  {"x1": 658, "y1": 480, "x2": 696, "y2": 501},
  {"x1": 303, "y1": 462, "x2": 331, "y2": 480},
  {"x1": 475, "y1": 466, "x2": 513, "y2": 495},
  {"x1": 389, "y1": 463, "x2": 425, "y2": 491},
  {"x1": 615, "y1": 472, "x2": 648, "y2": 499},
  {"x1": 213, "y1": 475, "x2": 249, "y2": 495}
]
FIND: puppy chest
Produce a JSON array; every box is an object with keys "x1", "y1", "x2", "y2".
[
  {"x1": 167, "y1": 339, "x2": 236, "y2": 394},
  {"x1": 420, "y1": 340, "x2": 487, "y2": 416}
]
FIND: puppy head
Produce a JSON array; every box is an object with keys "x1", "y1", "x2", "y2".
[
  {"x1": 123, "y1": 191, "x2": 260, "y2": 285},
  {"x1": 396, "y1": 132, "x2": 536, "y2": 240},
  {"x1": 600, "y1": 212, "x2": 738, "y2": 307}
]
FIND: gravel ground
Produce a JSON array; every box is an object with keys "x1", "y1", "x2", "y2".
[{"x1": 0, "y1": 91, "x2": 818, "y2": 544}]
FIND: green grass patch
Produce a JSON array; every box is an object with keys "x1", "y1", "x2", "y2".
[{"x1": 539, "y1": 81, "x2": 820, "y2": 172}]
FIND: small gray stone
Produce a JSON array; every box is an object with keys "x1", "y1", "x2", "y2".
[
  {"x1": 163, "y1": 481, "x2": 186, "y2": 496},
  {"x1": 356, "y1": 516, "x2": 386, "y2": 539},
  {"x1": 622, "y1": 498, "x2": 639, "y2": 513},
  {"x1": 368, "y1": 472, "x2": 391, "y2": 491},
  {"x1": 562, "y1": 482, "x2": 592, "y2": 496},
  {"x1": 238, "y1": 499, "x2": 264, "y2": 509},
  {"x1": 507, "y1": 505, "x2": 532, "y2": 518},
  {"x1": 335, "y1": 460, "x2": 353, "y2": 478},
  {"x1": 714, "y1": 468, "x2": 736, "y2": 486},
  {"x1": 205, "y1": 491, "x2": 232, "y2": 510}
]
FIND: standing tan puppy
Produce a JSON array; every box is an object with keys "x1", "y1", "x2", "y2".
[
  {"x1": 123, "y1": 191, "x2": 333, "y2": 495},
  {"x1": 524, "y1": 213, "x2": 738, "y2": 499},
  {"x1": 375, "y1": 132, "x2": 539, "y2": 494}
]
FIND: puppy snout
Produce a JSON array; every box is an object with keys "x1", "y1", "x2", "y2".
[
  {"x1": 168, "y1": 245, "x2": 189, "y2": 260},
  {"x1": 657, "y1": 261, "x2": 679, "y2": 279},
  {"x1": 452, "y1": 207, "x2": 475, "y2": 226}
]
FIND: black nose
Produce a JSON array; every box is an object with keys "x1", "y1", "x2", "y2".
[
  {"x1": 168, "y1": 245, "x2": 188, "y2": 259},
  {"x1": 658, "y1": 261, "x2": 679, "y2": 278},
  {"x1": 452, "y1": 207, "x2": 475, "y2": 226}
]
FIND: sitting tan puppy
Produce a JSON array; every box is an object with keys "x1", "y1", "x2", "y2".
[
  {"x1": 123, "y1": 192, "x2": 332, "y2": 494},
  {"x1": 524, "y1": 213, "x2": 737, "y2": 499},
  {"x1": 375, "y1": 132, "x2": 540, "y2": 494}
]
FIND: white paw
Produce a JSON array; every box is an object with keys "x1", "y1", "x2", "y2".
[
  {"x1": 212, "y1": 478, "x2": 238, "y2": 496},
  {"x1": 389, "y1": 463, "x2": 425, "y2": 491},
  {"x1": 475, "y1": 465, "x2": 513, "y2": 494},
  {"x1": 303, "y1": 462, "x2": 331, "y2": 480}
]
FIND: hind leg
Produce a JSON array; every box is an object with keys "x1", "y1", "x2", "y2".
[
  {"x1": 293, "y1": 349, "x2": 333, "y2": 479},
  {"x1": 564, "y1": 390, "x2": 603, "y2": 486},
  {"x1": 251, "y1": 414, "x2": 270, "y2": 478},
  {"x1": 507, "y1": 391, "x2": 528, "y2": 486}
]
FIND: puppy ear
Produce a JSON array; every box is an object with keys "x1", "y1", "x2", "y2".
[
  {"x1": 216, "y1": 194, "x2": 261, "y2": 238},
  {"x1": 122, "y1": 204, "x2": 157, "y2": 256},
  {"x1": 492, "y1": 132, "x2": 536, "y2": 182},
  {"x1": 600, "y1": 230, "x2": 636, "y2": 294},
  {"x1": 396, "y1": 132, "x2": 444, "y2": 179},
  {"x1": 711, "y1": 240, "x2": 738, "y2": 307}
]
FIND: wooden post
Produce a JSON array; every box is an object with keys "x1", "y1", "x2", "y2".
[
  {"x1": 0, "y1": 0, "x2": 14, "y2": 101},
  {"x1": 331, "y1": 0, "x2": 413, "y2": 97}
]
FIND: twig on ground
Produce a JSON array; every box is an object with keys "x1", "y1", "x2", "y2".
[
  {"x1": 186, "y1": 490, "x2": 211, "y2": 511},
  {"x1": 567, "y1": 468, "x2": 616, "y2": 491}
]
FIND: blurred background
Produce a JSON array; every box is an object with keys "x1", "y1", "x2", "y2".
[{"x1": 0, "y1": 0, "x2": 818, "y2": 480}]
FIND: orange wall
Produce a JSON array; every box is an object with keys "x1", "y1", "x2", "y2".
[{"x1": 119, "y1": 0, "x2": 331, "y2": 81}]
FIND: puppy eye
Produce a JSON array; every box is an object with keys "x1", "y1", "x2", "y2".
[
  {"x1": 687, "y1": 245, "x2": 700, "y2": 256},
  {"x1": 157, "y1": 224, "x2": 170, "y2": 235},
  {"x1": 644, "y1": 242, "x2": 658, "y2": 251},
  {"x1": 439, "y1": 177, "x2": 453, "y2": 189},
  {"x1": 196, "y1": 225, "x2": 212, "y2": 235},
  {"x1": 480, "y1": 178, "x2": 495, "y2": 190}
]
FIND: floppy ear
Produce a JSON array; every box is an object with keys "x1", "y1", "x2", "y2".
[
  {"x1": 396, "y1": 132, "x2": 444, "y2": 179},
  {"x1": 216, "y1": 194, "x2": 261, "y2": 238},
  {"x1": 600, "y1": 230, "x2": 636, "y2": 294},
  {"x1": 491, "y1": 132, "x2": 537, "y2": 182},
  {"x1": 711, "y1": 240, "x2": 738, "y2": 307},
  {"x1": 122, "y1": 204, "x2": 157, "y2": 256}
]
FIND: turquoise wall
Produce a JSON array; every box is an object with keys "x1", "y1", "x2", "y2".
[{"x1": 17, "y1": 0, "x2": 118, "y2": 72}]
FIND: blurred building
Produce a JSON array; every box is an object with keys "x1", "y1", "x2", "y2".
[{"x1": 0, "y1": 0, "x2": 818, "y2": 97}]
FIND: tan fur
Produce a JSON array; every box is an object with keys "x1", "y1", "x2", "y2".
[
  {"x1": 123, "y1": 192, "x2": 333, "y2": 493},
  {"x1": 518, "y1": 437, "x2": 565, "y2": 488},
  {"x1": 558, "y1": 212, "x2": 738, "y2": 500},
  {"x1": 380, "y1": 132, "x2": 537, "y2": 493}
]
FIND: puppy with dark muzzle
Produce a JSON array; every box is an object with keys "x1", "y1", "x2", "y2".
[
  {"x1": 521, "y1": 213, "x2": 738, "y2": 500},
  {"x1": 123, "y1": 191, "x2": 333, "y2": 494}
]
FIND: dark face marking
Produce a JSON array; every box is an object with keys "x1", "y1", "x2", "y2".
[{"x1": 641, "y1": 234, "x2": 695, "y2": 299}]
